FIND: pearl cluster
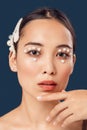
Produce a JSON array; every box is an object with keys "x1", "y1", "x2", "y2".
[
  {"x1": 7, "y1": 18, "x2": 23, "y2": 54},
  {"x1": 24, "y1": 47, "x2": 41, "y2": 61},
  {"x1": 58, "y1": 48, "x2": 71, "y2": 63}
]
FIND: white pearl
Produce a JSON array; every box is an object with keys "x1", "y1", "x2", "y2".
[
  {"x1": 58, "y1": 49, "x2": 62, "y2": 52},
  {"x1": 33, "y1": 58, "x2": 37, "y2": 61},
  {"x1": 63, "y1": 48, "x2": 67, "y2": 51},
  {"x1": 66, "y1": 49, "x2": 70, "y2": 52},
  {"x1": 37, "y1": 48, "x2": 41, "y2": 51},
  {"x1": 61, "y1": 60, "x2": 65, "y2": 63}
]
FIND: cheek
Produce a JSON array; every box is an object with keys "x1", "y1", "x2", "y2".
[
  {"x1": 62, "y1": 59, "x2": 74, "y2": 77},
  {"x1": 18, "y1": 60, "x2": 39, "y2": 77},
  {"x1": 16, "y1": 57, "x2": 40, "y2": 87},
  {"x1": 62, "y1": 65, "x2": 72, "y2": 77},
  {"x1": 59, "y1": 63, "x2": 73, "y2": 90}
]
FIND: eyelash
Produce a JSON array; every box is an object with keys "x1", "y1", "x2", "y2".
[
  {"x1": 56, "y1": 52, "x2": 70, "y2": 59},
  {"x1": 27, "y1": 49, "x2": 41, "y2": 57},
  {"x1": 26, "y1": 49, "x2": 71, "y2": 59}
]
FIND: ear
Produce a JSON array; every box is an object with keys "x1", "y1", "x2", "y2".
[
  {"x1": 9, "y1": 52, "x2": 17, "y2": 72},
  {"x1": 70, "y1": 54, "x2": 76, "y2": 75},
  {"x1": 73, "y1": 54, "x2": 76, "y2": 65}
]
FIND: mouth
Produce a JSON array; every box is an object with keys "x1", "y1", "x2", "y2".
[{"x1": 38, "y1": 80, "x2": 57, "y2": 91}]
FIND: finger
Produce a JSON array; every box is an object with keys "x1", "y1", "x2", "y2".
[
  {"x1": 53, "y1": 107, "x2": 73, "y2": 125},
  {"x1": 37, "y1": 92, "x2": 67, "y2": 101},
  {"x1": 46, "y1": 101, "x2": 67, "y2": 122},
  {"x1": 61, "y1": 114, "x2": 75, "y2": 127},
  {"x1": 62, "y1": 90, "x2": 66, "y2": 92}
]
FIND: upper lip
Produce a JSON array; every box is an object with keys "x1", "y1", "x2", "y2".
[{"x1": 38, "y1": 80, "x2": 57, "y2": 85}]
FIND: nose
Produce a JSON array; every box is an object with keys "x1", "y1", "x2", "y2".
[{"x1": 42, "y1": 59, "x2": 56, "y2": 75}]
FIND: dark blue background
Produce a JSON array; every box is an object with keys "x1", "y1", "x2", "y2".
[{"x1": 0, "y1": 0, "x2": 87, "y2": 116}]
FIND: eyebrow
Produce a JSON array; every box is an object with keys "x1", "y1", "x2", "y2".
[
  {"x1": 24, "y1": 42, "x2": 43, "y2": 47},
  {"x1": 56, "y1": 44, "x2": 72, "y2": 49},
  {"x1": 24, "y1": 42, "x2": 72, "y2": 49}
]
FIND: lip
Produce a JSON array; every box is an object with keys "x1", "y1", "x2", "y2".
[{"x1": 38, "y1": 80, "x2": 57, "y2": 91}]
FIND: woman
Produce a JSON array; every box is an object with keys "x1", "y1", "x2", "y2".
[{"x1": 0, "y1": 7, "x2": 87, "y2": 130}]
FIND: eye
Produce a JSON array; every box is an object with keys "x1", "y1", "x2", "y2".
[
  {"x1": 27, "y1": 50, "x2": 40, "y2": 56},
  {"x1": 56, "y1": 52, "x2": 70, "y2": 59}
]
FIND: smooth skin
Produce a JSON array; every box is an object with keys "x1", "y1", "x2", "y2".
[{"x1": 0, "y1": 19, "x2": 86, "y2": 130}]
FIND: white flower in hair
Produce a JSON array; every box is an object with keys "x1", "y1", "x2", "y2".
[{"x1": 7, "y1": 18, "x2": 23, "y2": 54}]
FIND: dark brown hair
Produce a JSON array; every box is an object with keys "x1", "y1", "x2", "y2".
[{"x1": 15, "y1": 7, "x2": 76, "y2": 53}]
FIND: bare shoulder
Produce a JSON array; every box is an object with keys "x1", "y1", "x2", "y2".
[
  {"x1": 0, "y1": 114, "x2": 11, "y2": 130},
  {"x1": 0, "y1": 107, "x2": 20, "y2": 130},
  {"x1": 0, "y1": 120, "x2": 4, "y2": 129}
]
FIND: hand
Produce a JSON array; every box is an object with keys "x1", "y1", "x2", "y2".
[{"x1": 37, "y1": 90, "x2": 87, "y2": 127}]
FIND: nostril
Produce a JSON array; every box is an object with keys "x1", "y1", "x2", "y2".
[
  {"x1": 43, "y1": 71, "x2": 56, "y2": 75},
  {"x1": 51, "y1": 72, "x2": 54, "y2": 75},
  {"x1": 43, "y1": 71, "x2": 47, "y2": 74}
]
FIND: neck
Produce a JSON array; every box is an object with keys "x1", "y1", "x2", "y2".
[{"x1": 19, "y1": 91, "x2": 57, "y2": 125}]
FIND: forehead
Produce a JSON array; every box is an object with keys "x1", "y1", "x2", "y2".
[{"x1": 20, "y1": 19, "x2": 73, "y2": 48}]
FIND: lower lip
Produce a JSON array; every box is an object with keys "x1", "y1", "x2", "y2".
[{"x1": 39, "y1": 85, "x2": 56, "y2": 91}]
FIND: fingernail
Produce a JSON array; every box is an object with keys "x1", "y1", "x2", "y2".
[
  {"x1": 53, "y1": 121, "x2": 57, "y2": 126},
  {"x1": 62, "y1": 90, "x2": 66, "y2": 92},
  {"x1": 36, "y1": 96, "x2": 42, "y2": 100},
  {"x1": 46, "y1": 116, "x2": 51, "y2": 122}
]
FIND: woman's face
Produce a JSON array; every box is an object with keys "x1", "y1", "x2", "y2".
[{"x1": 10, "y1": 19, "x2": 75, "y2": 98}]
